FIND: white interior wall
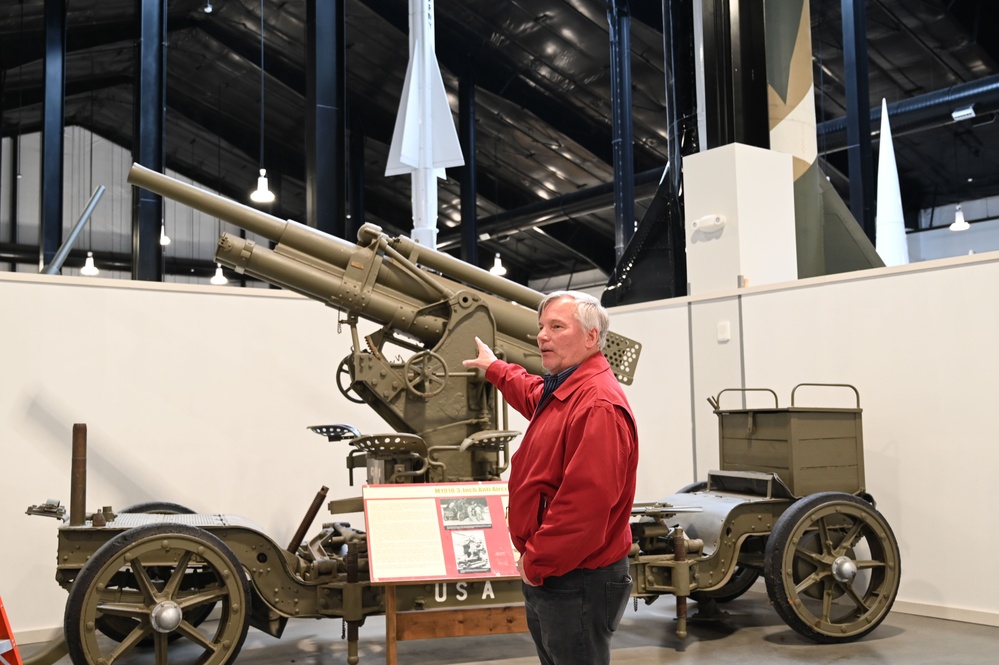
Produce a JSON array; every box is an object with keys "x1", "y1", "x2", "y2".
[
  {"x1": 3, "y1": 251, "x2": 999, "y2": 642},
  {"x1": 601, "y1": 299, "x2": 695, "y2": 501}
]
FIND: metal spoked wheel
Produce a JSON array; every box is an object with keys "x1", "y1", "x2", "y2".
[
  {"x1": 95, "y1": 503, "x2": 217, "y2": 647},
  {"x1": 336, "y1": 355, "x2": 366, "y2": 404},
  {"x1": 404, "y1": 350, "x2": 449, "y2": 398},
  {"x1": 764, "y1": 492, "x2": 901, "y2": 643},
  {"x1": 64, "y1": 522, "x2": 250, "y2": 665}
]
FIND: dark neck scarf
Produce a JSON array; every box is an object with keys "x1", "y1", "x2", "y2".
[{"x1": 533, "y1": 365, "x2": 579, "y2": 417}]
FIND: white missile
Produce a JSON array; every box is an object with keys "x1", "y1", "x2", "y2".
[
  {"x1": 875, "y1": 98, "x2": 909, "y2": 266},
  {"x1": 384, "y1": 0, "x2": 465, "y2": 249}
]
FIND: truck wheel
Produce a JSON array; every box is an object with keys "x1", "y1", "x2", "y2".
[
  {"x1": 65, "y1": 522, "x2": 249, "y2": 665},
  {"x1": 96, "y1": 503, "x2": 216, "y2": 646},
  {"x1": 763, "y1": 492, "x2": 900, "y2": 643}
]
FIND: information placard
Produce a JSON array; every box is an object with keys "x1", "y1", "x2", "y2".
[{"x1": 363, "y1": 482, "x2": 519, "y2": 583}]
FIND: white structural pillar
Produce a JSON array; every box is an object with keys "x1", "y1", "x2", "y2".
[{"x1": 683, "y1": 143, "x2": 798, "y2": 295}]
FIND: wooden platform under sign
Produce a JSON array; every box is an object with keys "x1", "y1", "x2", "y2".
[{"x1": 384, "y1": 585, "x2": 529, "y2": 664}]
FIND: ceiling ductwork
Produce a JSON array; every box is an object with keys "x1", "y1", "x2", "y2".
[{"x1": 818, "y1": 73, "x2": 999, "y2": 153}]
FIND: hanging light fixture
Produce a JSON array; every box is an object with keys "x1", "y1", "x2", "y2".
[
  {"x1": 202, "y1": 1, "x2": 214, "y2": 13},
  {"x1": 249, "y1": 0, "x2": 274, "y2": 204},
  {"x1": 489, "y1": 253, "x2": 507, "y2": 276},
  {"x1": 160, "y1": 221, "x2": 171, "y2": 245},
  {"x1": 950, "y1": 205, "x2": 969, "y2": 232},
  {"x1": 81, "y1": 251, "x2": 100, "y2": 276},
  {"x1": 210, "y1": 263, "x2": 228, "y2": 285},
  {"x1": 79, "y1": 75, "x2": 103, "y2": 276},
  {"x1": 251, "y1": 168, "x2": 274, "y2": 203}
]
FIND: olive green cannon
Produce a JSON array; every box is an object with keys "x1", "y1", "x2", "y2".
[{"x1": 128, "y1": 164, "x2": 641, "y2": 486}]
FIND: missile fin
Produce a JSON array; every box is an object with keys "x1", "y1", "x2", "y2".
[
  {"x1": 428, "y1": 54, "x2": 464, "y2": 173},
  {"x1": 385, "y1": 54, "x2": 421, "y2": 176}
]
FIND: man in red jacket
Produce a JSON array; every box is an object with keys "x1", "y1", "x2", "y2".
[{"x1": 463, "y1": 290, "x2": 638, "y2": 665}]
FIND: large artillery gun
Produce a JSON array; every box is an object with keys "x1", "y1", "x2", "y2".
[
  {"x1": 27, "y1": 167, "x2": 901, "y2": 665},
  {"x1": 129, "y1": 164, "x2": 640, "y2": 487}
]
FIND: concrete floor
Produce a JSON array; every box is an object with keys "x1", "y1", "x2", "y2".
[{"x1": 27, "y1": 589, "x2": 999, "y2": 665}]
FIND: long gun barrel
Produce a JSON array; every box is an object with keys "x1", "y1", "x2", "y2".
[
  {"x1": 128, "y1": 164, "x2": 546, "y2": 370},
  {"x1": 127, "y1": 163, "x2": 640, "y2": 482},
  {"x1": 127, "y1": 164, "x2": 640, "y2": 382}
]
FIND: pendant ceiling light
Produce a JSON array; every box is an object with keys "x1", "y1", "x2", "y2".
[
  {"x1": 949, "y1": 205, "x2": 969, "y2": 232},
  {"x1": 249, "y1": 0, "x2": 274, "y2": 204},
  {"x1": 251, "y1": 168, "x2": 274, "y2": 203},
  {"x1": 210, "y1": 263, "x2": 228, "y2": 285},
  {"x1": 78, "y1": 85, "x2": 101, "y2": 278},
  {"x1": 81, "y1": 251, "x2": 100, "y2": 276},
  {"x1": 489, "y1": 253, "x2": 507, "y2": 276}
]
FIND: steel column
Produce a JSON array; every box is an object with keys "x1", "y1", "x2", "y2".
[
  {"x1": 458, "y1": 62, "x2": 478, "y2": 266},
  {"x1": 730, "y1": 0, "x2": 769, "y2": 148},
  {"x1": 131, "y1": 0, "x2": 165, "y2": 281},
  {"x1": 7, "y1": 137, "x2": 18, "y2": 272},
  {"x1": 306, "y1": 0, "x2": 346, "y2": 237},
  {"x1": 602, "y1": 0, "x2": 694, "y2": 306},
  {"x1": 348, "y1": 118, "x2": 365, "y2": 241},
  {"x1": 699, "y1": 0, "x2": 769, "y2": 150},
  {"x1": 841, "y1": 0, "x2": 875, "y2": 242},
  {"x1": 40, "y1": 0, "x2": 66, "y2": 271},
  {"x1": 0, "y1": 77, "x2": 3, "y2": 204},
  {"x1": 662, "y1": 0, "x2": 688, "y2": 295},
  {"x1": 607, "y1": 0, "x2": 636, "y2": 262}
]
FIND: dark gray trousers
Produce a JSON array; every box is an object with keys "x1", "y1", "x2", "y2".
[{"x1": 521, "y1": 556, "x2": 633, "y2": 665}]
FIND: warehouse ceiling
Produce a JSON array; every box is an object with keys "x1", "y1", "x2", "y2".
[{"x1": 1, "y1": 0, "x2": 998, "y2": 285}]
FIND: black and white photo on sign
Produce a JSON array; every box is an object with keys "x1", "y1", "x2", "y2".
[
  {"x1": 440, "y1": 497, "x2": 492, "y2": 530},
  {"x1": 452, "y1": 530, "x2": 491, "y2": 574}
]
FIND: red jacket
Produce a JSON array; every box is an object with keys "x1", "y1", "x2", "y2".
[{"x1": 486, "y1": 352, "x2": 638, "y2": 584}]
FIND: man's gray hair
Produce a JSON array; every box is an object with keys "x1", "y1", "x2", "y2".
[{"x1": 538, "y1": 290, "x2": 611, "y2": 350}]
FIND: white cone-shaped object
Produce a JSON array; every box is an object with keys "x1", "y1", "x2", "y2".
[{"x1": 875, "y1": 99, "x2": 909, "y2": 266}]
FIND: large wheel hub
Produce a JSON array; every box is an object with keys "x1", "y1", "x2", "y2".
[
  {"x1": 831, "y1": 555, "x2": 858, "y2": 584},
  {"x1": 150, "y1": 600, "x2": 184, "y2": 633}
]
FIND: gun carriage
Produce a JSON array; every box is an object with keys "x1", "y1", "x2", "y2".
[{"x1": 26, "y1": 166, "x2": 900, "y2": 665}]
